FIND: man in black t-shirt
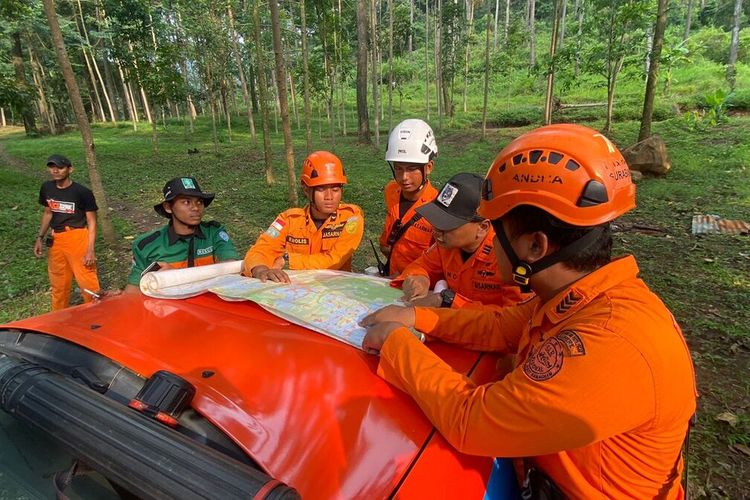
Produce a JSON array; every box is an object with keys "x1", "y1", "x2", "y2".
[{"x1": 34, "y1": 154, "x2": 100, "y2": 310}]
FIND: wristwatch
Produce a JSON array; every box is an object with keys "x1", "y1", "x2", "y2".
[
  {"x1": 439, "y1": 288, "x2": 456, "y2": 308},
  {"x1": 282, "y1": 253, "x2": 290, "y2": 268}
]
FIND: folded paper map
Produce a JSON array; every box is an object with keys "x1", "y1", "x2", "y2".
[{"x1": 140, "y1": 263, "x2": 403, "y2": 349}]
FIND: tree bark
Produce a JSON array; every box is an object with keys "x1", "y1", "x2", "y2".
[
  {"x1": 482, "y1": 14, "x2": 491, "y2": 139},
  {"x1": 270, "y1": 0, "x2": 298, "y2": 204},
  {"x1": 228, "y1": 3, "x2": 256, "y2": 141},
  {"x1": 493, "y1": 0, "x2": 500, "y2": 50},
  {"x1": 528, "y1": 0, "x2": 536, "y2": 67},
  {"x1": 356, "y1": 0, "x2": 371, "y2": 144},
  {"x1": 75, "y1": 0, "x2": 115, "y2": 122},
  {"x1": 683, "y1": 0, "x2": 693, "y2": 41},
  {"x1": 559, "y1": 0, "x2": 568, "y2": 48},
  {"x1": 425, "y1": 0, "x2": 430, "y2": 120},
  {"x1": 117, "y1": 62, "x2": 138, "y2": 130},
  {"x1": 409, "y1": 0, "x2": 414, "y2": 55},
  {"x1": 544, "y1": 0, "x2": 561, "y2": 124},
  {"x1": 11, "y1": 32, "x2": 37, "y2": 135},
  {"x1": 727, "y1": 0, "x2": 742, "y2": 90},
  {"x1": 574, "y1": 0, "x2": 584, "y2": 76},
  {"x1": 463, "y1": 0, "x2": 475, "y2": 113},
  {"x1": 639, "y1": 0, "x2": 668, "y2": 141},
  {"x1": 388, "y1": 0, "x2": 394, "y2": 130},
  {"x1": 300, "y1": 0, "x2": 313, "y2": 153},
  {"x1": 370, "y1": 0, "x2": 380, "y2": 147},
  {"x1": 42, "y1": 0, "x2": 114, "y2": 245},
  {"x1": 28, "y1": 44, "x2": 56, "y2": 134}
]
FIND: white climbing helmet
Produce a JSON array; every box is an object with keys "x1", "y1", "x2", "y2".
[{"x1": 385, "y1": 119, "x2": 438, "y2": 165}]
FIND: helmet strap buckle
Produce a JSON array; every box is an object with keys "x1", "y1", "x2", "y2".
[{"x1": 513, "y1": 263, "x2": 532, "y2": 286}]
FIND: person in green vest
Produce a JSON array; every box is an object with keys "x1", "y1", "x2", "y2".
[{"x1": 125, "y1": 177, "x2": 240, "y2": 292}]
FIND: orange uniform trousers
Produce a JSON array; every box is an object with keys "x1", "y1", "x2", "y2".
[
  {"x1": 378, "y1": 256, "x2": 697, "y2": 498},
  {"x1": 48, "y1": 227, "x2": 99, "y2": 310}
]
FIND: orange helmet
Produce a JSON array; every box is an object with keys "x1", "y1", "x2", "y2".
[
  {"x1": 479, "y1": 124, "x2": 635, "y2": 226},
  {"x1": 300, "y1": 151, "x2": 347, "y2": 187}
]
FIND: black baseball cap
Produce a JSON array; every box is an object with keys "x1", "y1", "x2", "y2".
[
  {"x1": 154, "y1": 176, "x2": 215, "y2": 218},
  {"x1": 46, "y1": 155, "x2": 72, "y2": 168},
  {"x1": 416, "y1": 173, "x2": 485, "y2": 231}
]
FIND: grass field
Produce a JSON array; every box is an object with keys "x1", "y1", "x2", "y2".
[{"x1": 0, "y1": 106, "x2": 748, "y2": 496}]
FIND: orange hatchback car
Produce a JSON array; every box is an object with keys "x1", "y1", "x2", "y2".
[{"x1": 0, "y1": 292, "x2": 502, "y2": 499}]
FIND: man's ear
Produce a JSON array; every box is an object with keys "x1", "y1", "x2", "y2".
[
  {"x1": 516, "y1": 231, "x2": 551, "y2": 264},
  {"x1": 423, "y1": 160, "x2": 434, "y2": 177},
  {"x1": 163, "y1": 201, "x2": 173, "y2": 215},
  {"x1": 302, "y1": 186, "x2": 312, "y2": 200},
  {"x1": 476, "y1": 219, "x2": 491, "y2": 239}
]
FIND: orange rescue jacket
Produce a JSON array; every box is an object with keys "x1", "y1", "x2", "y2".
[
  {"x1": 378, "y1": 256, "x2": 697, "y2": 498},
  {"x1": 379, "y1": 180, "x2": 437, "y2": 276},
  {"x1": 391, "y1": 229, "x2": 527, "y2": 308},
  {"x1": 244, "y1": 203, "x2": 364, "y2": 272}
]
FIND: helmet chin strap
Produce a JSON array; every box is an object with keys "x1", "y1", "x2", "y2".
[{"x1": 494, "y1": 222, "x2": 604, "y2": 293}]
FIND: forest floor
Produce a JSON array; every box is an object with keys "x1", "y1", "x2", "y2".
[{"x1": 0, "y1": 116, "x2": 747, "y2": 498}]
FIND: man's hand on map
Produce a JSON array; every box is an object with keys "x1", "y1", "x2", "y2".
[
  {"x1": 362, "y1": 322, "x2": 405, "y2": 354},
  {"x1": 251, "y1": 265, "x2": 291, "y2": 284},
  {"x1": 360, "y1": 304, "x2": 416, "y2": 329},
  {"x1": 408, "y1": 292, "x2": 442, "y2": 308},
  {"x1": 401, "y1": 275, "x2": 430, "y2": 302}
]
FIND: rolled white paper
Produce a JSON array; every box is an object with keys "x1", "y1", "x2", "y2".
[{"x1": 139, "y1": 260, "x2": 243, "y2": 293}]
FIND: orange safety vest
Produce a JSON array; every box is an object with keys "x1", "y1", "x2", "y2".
[
  {"x1": 391, "y1": 229, "x2": 527, "y2": 308},
  {"x1": 377, "y1": 256, "x2": 697, "y2": 498},
  {"x1": 244, "y1": 203, "x2": 364, "y2": 272},
  {"x1": 379, "y1": 180, "x2": 437, "y2": 276}
]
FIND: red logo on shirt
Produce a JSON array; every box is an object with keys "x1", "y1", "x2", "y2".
[{"x1": 47, "y1": 199, "x2": 76, "y2": 214}]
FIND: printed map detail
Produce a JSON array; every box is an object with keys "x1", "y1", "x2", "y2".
[
  {"x1": 210, "y1": 270, "x2": 402, "y2": 349},
  {"x1": 141, "y1": 268, "x2": 403, "y2": 349}
]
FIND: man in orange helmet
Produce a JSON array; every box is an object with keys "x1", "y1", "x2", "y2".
[
  {"x1": 244, "y1": 151, "x2": 364, "y2": 283},
  {"x1": 361, "y1": 124, "x2": 697, "y2": 498}
]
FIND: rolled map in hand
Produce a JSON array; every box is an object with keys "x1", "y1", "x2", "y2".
[{"x1": 139, "y1": 260, "x2": 243, "y2": 294}]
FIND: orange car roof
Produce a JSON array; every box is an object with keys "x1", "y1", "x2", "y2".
[{"x1": 5, "y1": 293, "x2": 483, "y2": 498}]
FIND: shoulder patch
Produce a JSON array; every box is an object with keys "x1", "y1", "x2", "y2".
[
  {"x1": 523, "y1": 330, "x2": 586, "y2": 382},
  {"x1": 555, "y1": 290, "x2": 583, "y2": 315},
  {"x1": 137, "y1": 230, "x2": 161, "y2": 251},
  {"x1": 218, "y1": 230, "x2": 230, "y2": 242},
  {"x1": 523, "y1": 337, "x2": 564, "y2": 382},
  {"x1": 557, "y1": 330, "x2": 586, "y2": 357},
  {"x1": 264, "y1": 216, "x2": 286, "y2": 238},
  {"x1": 344, "y1": 216, "x2": 360, "y2": 234}
]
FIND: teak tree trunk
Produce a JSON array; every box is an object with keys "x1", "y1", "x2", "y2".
[
  {"x1": 269, "y1": 0, "x2": 298, "y2": 205},
  {"x1": 639, "y1": 0, "x2": 669, "y2": 141},
  {"x1": 356, "y1": 0, "x2": 371, "y2": 144},
  {"x1": 11, "y1": 32, "x2": 37, "y2": 135},
  {"x1": 228, "y1": 4, "x2": 256, "y2": 141},
  {"x1": 370, "y1": 0, "x2": 380, "y2": 147},
  {"x1": 300, "y1": 0, "x2": 313, "y2": 154}
]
